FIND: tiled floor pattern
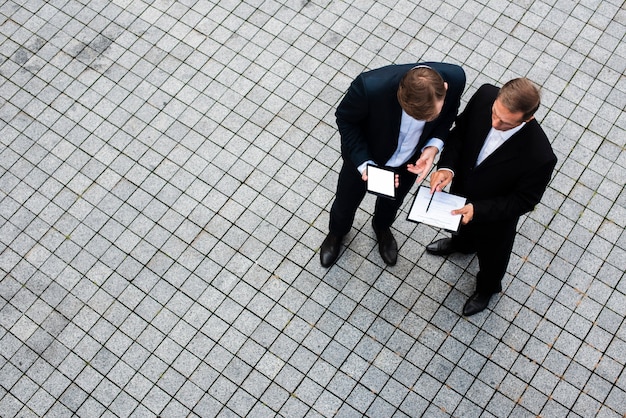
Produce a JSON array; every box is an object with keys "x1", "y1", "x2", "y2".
[{"x1": 0, "y1": 0, "x2": 625, "y2": 417}]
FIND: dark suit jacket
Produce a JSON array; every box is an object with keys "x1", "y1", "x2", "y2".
[
  {"x1": 438, "y1": 84, "x2": 557, "y2": 227},
  {"x1": 335, "y1": 62, "x2": 466, "y2": 169}
]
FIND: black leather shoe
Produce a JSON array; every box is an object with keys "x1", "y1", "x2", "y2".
[
  {"x1": 320, "y1": 233, "x2": 342, "y2": 267},
  {"x1": 462, "y1": 292, "x2": 493, "y2": 316},
  {"x1": 426, "y1": 238, "x2": 457, "y2": 256},
  {"x1": 373, "y1": 223, "x2": 397, "y2": 266}
]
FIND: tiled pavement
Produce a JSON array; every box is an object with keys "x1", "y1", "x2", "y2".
[{"x1": 0, "y1": 0, "x2": 625, "y2": 416}]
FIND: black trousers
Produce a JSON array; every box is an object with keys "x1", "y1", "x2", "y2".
[
  {"x1": 329, "y1": 161, "x2": 418, "y2": 236},
  {"x1": 452, "y1": 219, "x2": 518, "y2": 295}
]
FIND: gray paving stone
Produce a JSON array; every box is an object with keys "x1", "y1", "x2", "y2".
[
  {"x1": 259, "y1": 382, "x2": 289, "y2": 413},
  {"x1": 0, "y1": 393, "x2": 23, "y2": 418},
  {"x1": 226, "y1": 387, "x2": 257, "y2": 417},
  {"x1": 399, "y1": 390, "x2": 429, "y2": 417},
  {"x1": 1, "y1": 1, "x2": 625, "y2": 417}
]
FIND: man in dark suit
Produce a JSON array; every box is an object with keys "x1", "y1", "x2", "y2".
[
  {"x1": 320, "y1": 63, "x2": 466, "y2": 267},
  {"x1": 423, "y1": 78, "x2": 557, "y2": 316}
]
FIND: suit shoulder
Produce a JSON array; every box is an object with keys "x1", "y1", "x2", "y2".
[
  {"x1": 360, "y1": 64, "x2": 409, "y2": 79},
  {"x1": 526, "y1": 120, "x2": 549, "y2": 143},
  {"x1": 425, "y1": 62, "x2": 465, "y2": 85},
  {"x1": 476, "y1": 84, "x2": 499, "y2": 97},
  {"x1": 464, "y1": 84, "x2": 498, "y2": 111},
  {"x1": 432, "y1": 62, "x2": 465, "y2": 77},
  {"x1": 525, "y1": 121, "x2": 557, "y2": 162},
  {"x1": 355, "y1": 65, "x2": 415, "y2": 102}
]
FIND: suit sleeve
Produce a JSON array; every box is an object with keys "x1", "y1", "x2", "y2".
[
  {"x1": 472, "y1": 155, "x2": 557, "y2": 223},
  {"x1": 436, "y1": 86, "x2": 479, "y2": 170},
  {"x1": 335, "y1": 75, "x2": 371, "y2": 168},
  {"x1": 426, "y1": 63, "x2": 466, "y2": 144}
]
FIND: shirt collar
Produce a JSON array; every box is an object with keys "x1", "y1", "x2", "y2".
[{"x1": 494, "y1": 122, "x2": 526, "y2": 140}]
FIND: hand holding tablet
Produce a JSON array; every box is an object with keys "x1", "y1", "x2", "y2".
[{"x1": 366, "y1": 165, "x2": 396, "y2": 199}]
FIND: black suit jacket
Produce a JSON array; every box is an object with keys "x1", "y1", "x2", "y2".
[
  {"x1": 335, "y1": 62, "x2": 466, "y2": 169},
  {"x1": 438, "y1": 84, "x2": 557, "y2": 225}
]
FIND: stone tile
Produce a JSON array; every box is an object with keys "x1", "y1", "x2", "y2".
[{"x1": 1, "y1": 1, "x2": 625, "y2": 417}]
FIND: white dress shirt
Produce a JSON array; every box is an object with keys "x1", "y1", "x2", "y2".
[
  {"x1": 358, "y1": 110, "x2": 444, "y2": 174},
  {"x1": 475, "y1": 123, "x2": 525, "y2": 166}
]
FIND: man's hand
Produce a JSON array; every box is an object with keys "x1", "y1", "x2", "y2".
[
  {"x1": 452, "y1": 203, "x2": 474, "y2": 225},
  {"x1": 407, "y1": 146, "x2": 438, "y2": 183},
  {"x1": 429, "y1": 169, "x2": 453, "y2": 193}
]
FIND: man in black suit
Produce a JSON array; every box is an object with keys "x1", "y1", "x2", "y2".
[
  {"x1": 423, "y1": 78, "x2": 557, "y2": 316},
  {"x1": 320, "y1": 63, "x2": 466, "y2": 267}
]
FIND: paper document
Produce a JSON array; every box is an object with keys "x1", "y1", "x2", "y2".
[
  {"x1": 408, "y1": 186, "x2": 467, "y2": 232},
  {"x1": 366, "y1": 165, "x2": 395, "y2": 199}
]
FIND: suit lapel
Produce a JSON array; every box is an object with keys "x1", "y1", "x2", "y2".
[
  {"x1": 475, "y1": 128, "x2": 524, "y2": 169},
  {"x1": 472, "y1": 123, "x2": 493, "y2": 165}
]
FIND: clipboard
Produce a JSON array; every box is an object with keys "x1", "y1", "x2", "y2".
[{"x1": 407, "y1": 186, "x2": 466, "y2": 232}]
